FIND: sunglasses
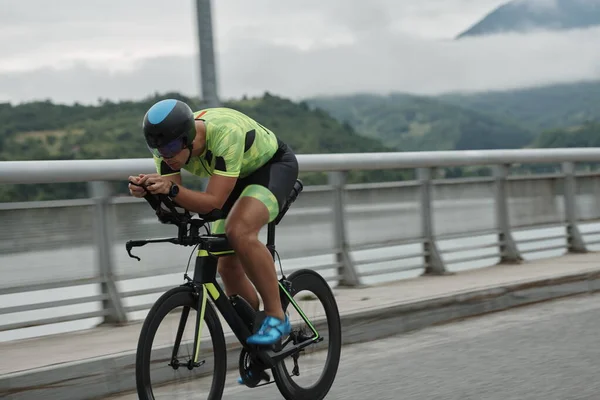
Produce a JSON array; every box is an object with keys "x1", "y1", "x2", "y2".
[{"x1": 153, "y1": 137, "x2": 187, "y2": 159}]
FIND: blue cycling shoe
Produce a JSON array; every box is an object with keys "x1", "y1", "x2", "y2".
[{"x1": 246, "y1": 315, "x2": 291, "y2": 346}]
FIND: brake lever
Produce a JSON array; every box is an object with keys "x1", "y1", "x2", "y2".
[
  {"x1": 126, "y1": 237, "x2": 182, "y2": 261},
  {"x1": 126, "y1": 240, "x2": 148, "y2": 261}
]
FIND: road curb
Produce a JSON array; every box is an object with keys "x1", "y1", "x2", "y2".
[
  {"x1": 2, "y1": 270, "x2": 600, "y2": 400},
  {"x1": 339, "y1": 270, "x2": 600, "y2": 346}
]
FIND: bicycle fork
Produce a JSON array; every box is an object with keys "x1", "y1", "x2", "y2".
[
  {"x1": 192, "y1": 284, "x2": 209, "y2": 366},
  {"x1": 169, "y1": 284, "x2": 209, "y2": 370}
]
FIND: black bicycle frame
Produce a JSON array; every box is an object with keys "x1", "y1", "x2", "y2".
[
  {"x1": 178, "y1": 223, "x2": 321, "y2": 370},
  {"x1": 127, "y1": 178, "x2": 318, "y2": 369}
]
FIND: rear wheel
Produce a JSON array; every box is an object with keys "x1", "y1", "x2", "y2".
[
  {"x1": 273, "y1": 269, "x2": 342, "y2": 400},
  {"x1": 136, "y1": 285, "x2": 227, "y2": 400}
]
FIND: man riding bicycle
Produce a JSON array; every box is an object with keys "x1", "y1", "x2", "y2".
[{"x1": 128, "y1": 99, "x2": 298, "y2": 346}]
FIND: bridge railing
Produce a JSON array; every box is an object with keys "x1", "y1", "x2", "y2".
[{"x1": 2, "y1": 148, "x2": 600, "y2": 339}]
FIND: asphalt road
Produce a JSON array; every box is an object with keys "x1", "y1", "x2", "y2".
[{"x1": 107, "y1": 293, "x2": 600, "y2": 400}]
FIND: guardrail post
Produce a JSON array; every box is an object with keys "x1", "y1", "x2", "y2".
[
  {"x1": 88, "y1": 181, "x2": 128, "y2": 324},
  {"x1": 562, "y1": 162, "x2": 587, "y2": 253},
  {"x1": 328, "y1": 171, "x2": 360, "y2": 287},
  {"x1": 494, "y1": 165, "x2": 522, "y2": 263},
  {"x1": 417, "y1": 168, "x2": 446, "y2": 275}
]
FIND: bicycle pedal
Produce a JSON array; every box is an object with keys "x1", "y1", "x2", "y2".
[
  {"x1": 260, "y1": 370, "x2": 271, "y2": 382},
  {"x1": 271, "y1": 338, "x2": 283, "y2": 352},
  {"x1": 255, "y1": 380, "x2": 276, "y2": 388}
]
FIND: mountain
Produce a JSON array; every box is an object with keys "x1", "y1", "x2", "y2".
[
  {"x1": 437, "y1": 80, "x2": 600, "y2": 131},
  {"x1": 4, "y1": 80, "x2": 600, "y2": 203},
  {"x1": 0, "y1": 92, "x2": 402, "y2": 202},
  {"x1": 457, "y1": 0, "x2": 600, "y2": 38},
  {"x1": 0, "y1": 93, "x2": 395, "y2": 163},
  {"x1": 305, "y1": 93, "x2": 535, "y2": 152},
  {"x1": 533, "y1": 121, "x2": 600, "y2": 148}
]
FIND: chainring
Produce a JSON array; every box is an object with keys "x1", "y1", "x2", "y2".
[{"x1": 238, "y1": 349, "x2": 270, "y2": 388}]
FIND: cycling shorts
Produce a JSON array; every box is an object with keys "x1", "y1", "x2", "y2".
[{"x1": 212, "y1": 139, "x2": 298, "y2": 234}]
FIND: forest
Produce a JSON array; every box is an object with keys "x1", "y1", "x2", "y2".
[{"x1": 2, "y1": 80, "x2": 599, "y2": 202}]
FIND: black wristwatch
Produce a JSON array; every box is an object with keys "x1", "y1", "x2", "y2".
[{"x1": 169, "y1": 182, "x2": 179, "y2": 198}]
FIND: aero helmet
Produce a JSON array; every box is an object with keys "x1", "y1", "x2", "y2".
[{"x1": 142, "y1": 99, "x2": 196, "y2": 158}]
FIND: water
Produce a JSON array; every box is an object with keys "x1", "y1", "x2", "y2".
[
  {"x1": 2, "y1": 222, "x2": 599, "y2": 343},
  {"x1": 2, "y1": 177, "x2": 600, "y2": 343}
]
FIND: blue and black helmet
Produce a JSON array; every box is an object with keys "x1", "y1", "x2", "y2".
[{"x1": 142, "y1": 99, "x2": 196, "y2": 154}]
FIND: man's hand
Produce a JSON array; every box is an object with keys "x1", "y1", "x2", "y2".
[
  {"x1": 128, "y1": 174, "x2": 147, "y2": 198},
  {"x1": 139, "y1": 174, "x2": 172, "y2": 195}
]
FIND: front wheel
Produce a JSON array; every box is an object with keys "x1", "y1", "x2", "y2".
[
  {"x1": 135, "y1": 285, "x2": 227, "y2": 400},
  {"x1": 273, "y1": 269, "x2": 342, "y2": 400}
]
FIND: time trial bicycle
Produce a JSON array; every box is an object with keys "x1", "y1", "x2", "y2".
[{"x1": 126, "y1": 179, "x2": 341, "y2": 399}]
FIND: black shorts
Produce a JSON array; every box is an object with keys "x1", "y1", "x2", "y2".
[{"x1": 212, "y1": 139, "x2": 299, "y2": 233}]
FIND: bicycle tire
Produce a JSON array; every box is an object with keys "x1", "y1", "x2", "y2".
[
  {"x1": 135, "y1": 285, "x2": 227, "y2": 400},
  {"x1": 273, "y1": 269, "x2": 342, "y2": 400}
]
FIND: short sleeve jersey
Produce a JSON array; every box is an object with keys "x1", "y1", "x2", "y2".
[{"x1": 153, "y1": 107, "x2": 279, "y2": 179}]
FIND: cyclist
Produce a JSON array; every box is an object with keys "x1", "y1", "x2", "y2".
[{"x1": 128, "y1": 99, "x2": 298, "y2": 346}]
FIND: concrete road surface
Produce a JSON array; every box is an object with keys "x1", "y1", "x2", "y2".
[{"x1": 106, "y1": 293, "x2": 600, "y2": 400}]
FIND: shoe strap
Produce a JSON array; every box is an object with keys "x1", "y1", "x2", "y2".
[{"x1": 257, "y1": 316, "x2": 287, "y2": 336}]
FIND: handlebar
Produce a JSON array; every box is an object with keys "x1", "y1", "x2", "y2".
[
  {"x1": 125, "y1": 180, "x2": 225, "y2": 261},
  {"x1": 125, "y1": 178, "x2": 303, "y2": 261}
]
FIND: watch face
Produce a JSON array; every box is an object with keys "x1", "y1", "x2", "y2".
[{"x1": 170, "y1": 184, "x2": 179, "y2": 196}]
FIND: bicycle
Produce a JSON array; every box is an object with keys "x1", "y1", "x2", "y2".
[{"x1": 126, "y1": 178, "x2": 342, "y2": 399}]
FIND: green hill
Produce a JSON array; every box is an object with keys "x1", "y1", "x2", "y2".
[
  {"x1": 0, "y1": 92, "x2": 405, "y2": 202},
  {"x1": 305, "y1": 93, "x2": 534, "y2": 152},
  {"x1": 4, "y1": 82, "x2": 600, "y2": 203},
  {"x1": 533, "y1": 121, "x2": 600, "y2": 148},
  {"x1": 437, "y1": 80, "x2": 600, "y2": 131}
]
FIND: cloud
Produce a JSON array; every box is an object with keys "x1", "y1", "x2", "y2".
[
  {"x1": 219, "y1": 25, "x2": 600, "y2": 98},
  {"x1": 0, "y1": 0, "x2": 197, "y2": 73},
  {"x1": 0, "y1": 57, "x2": 200, "y2": 104},
  {"x1": 0, "y1": 0, "x2": 506, "y2": 72},
  {"x1": 2, "y1": 24, "x2": 600, "y2": 105},
  {"x1": 1, "y1": 0, "x2": 599, "y2": 104}
]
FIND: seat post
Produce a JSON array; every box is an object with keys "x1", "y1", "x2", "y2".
[{"x1": 266, "y1": 222, "x2": 276, "y2": 259}]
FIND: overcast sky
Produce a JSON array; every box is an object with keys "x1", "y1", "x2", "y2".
[{"x1": 1, "y1": 0, "x2": 600, "y2": 104}]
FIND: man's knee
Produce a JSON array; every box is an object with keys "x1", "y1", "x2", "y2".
[
  {"x1": 225, "y1": 198, "x2": 268, "y2": 246},
  {"x1": 225, "y1": 218, "x2": 256, "y2": 247}
]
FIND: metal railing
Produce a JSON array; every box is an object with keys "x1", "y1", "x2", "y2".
[{"x1": 2, "y1": 148, "x2": 600, "y2": 336}]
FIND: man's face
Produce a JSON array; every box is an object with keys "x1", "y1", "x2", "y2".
[
  {"x1": 162, "y1": 148, "x2": 190, "y2": 170},
  {"x1": 155, "y1": 137, "x2": 189, "y2": 169}
]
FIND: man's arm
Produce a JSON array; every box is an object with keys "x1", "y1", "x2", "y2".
[
  {"x1": 141, "y1": 173, "x2": 236, "y2": 214},
  {"x1": 167, "y1": 173, "x2": 182, "y2": 185},
  {"x1": 169, "y1": 174, "x2": 237, "y2": 214},
  {"x1": 170, "y1": 126, "x2": 243, "y2": 213},
  {"x1": 129, "y1": 156, "x2": 183, "y2": 198},
  {"x1": 143, "y1": 127, "x2": 243, "y2": 213}
]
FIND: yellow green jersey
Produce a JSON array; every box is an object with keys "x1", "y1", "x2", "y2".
[{"x1": 153, "y1": 107, "x2": 279, "y2": 179}]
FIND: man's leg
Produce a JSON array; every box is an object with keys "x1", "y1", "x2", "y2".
[
  {"x1": 225, "y1": 196, "x2": 285, "y2": 321},
  {"x1": 217, "y1": 255, "x2": 260, "y2": 311},
  {"x1": 225, "y1": 140, "x2": 298, "y2": 346}
]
